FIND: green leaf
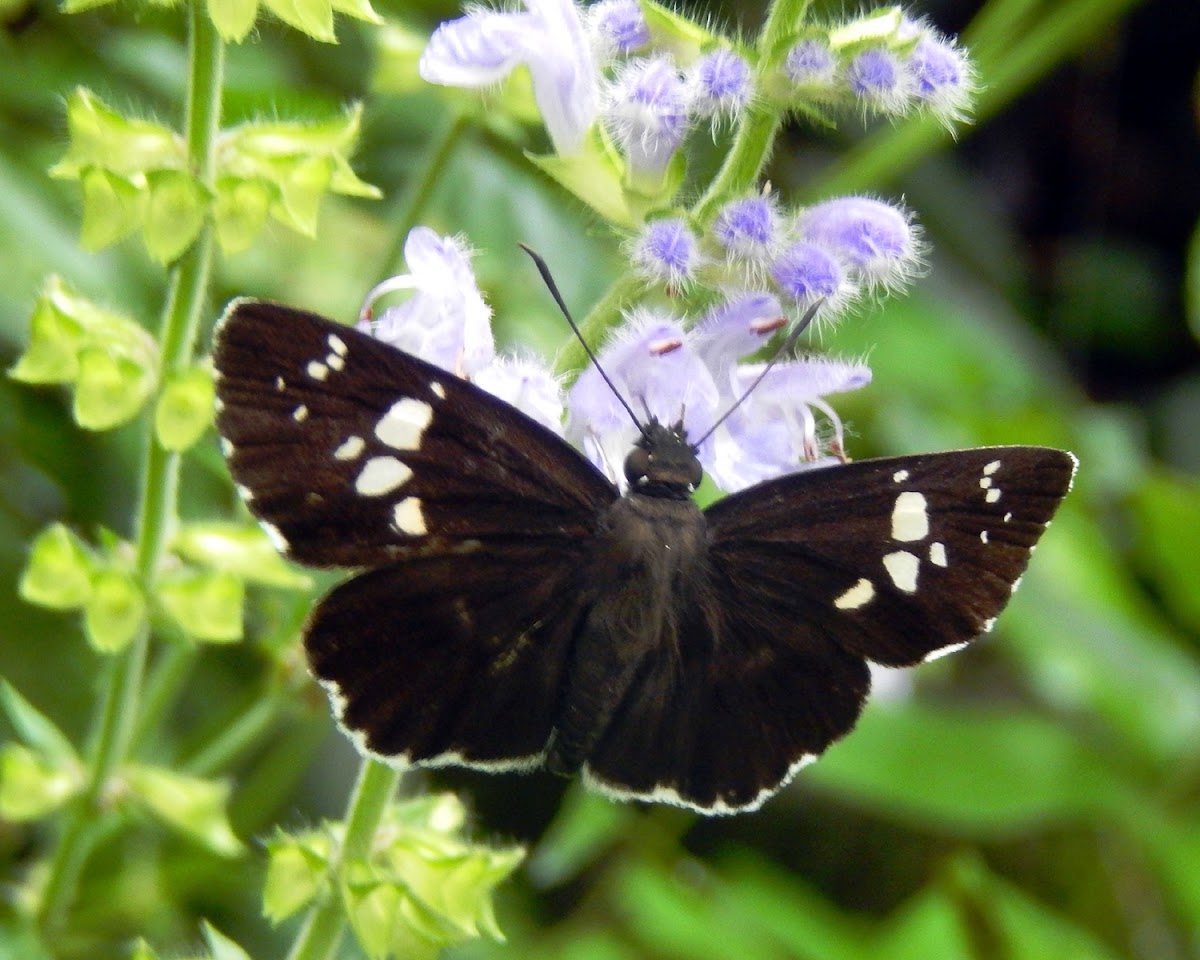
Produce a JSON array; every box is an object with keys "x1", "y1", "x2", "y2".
[
  {"x1": 527, "y1": 784, "x2": 635, "y2": 887},
  {"x1": 527, "y1": 134, "x2": 635, "y2": 229},
  {"x1": 157, "y1": 569, "x2": 245, "y2": 642},
  {"x1": 213, "y1": 177, "x2": 271, "y2": 253},
  {"x1": 206, "y1": 0, "x2": 259, "y2": 42},
  {"x1": 143, "y1": 170, "x2": 210, "y2": 263},
  {"x1": 83, "y1": 571, "x2": 147, "y2": 654},
  {"x1": 18, "y1": 523, "x2": 95, "y2": 610},
  {"x1": 74, "y1": 345, "x2": 157, "y2": 430},
  {"x1": 154, "y1": 365, "x2": 216, "y2": 452},
  {"x1": 0, "y1": 744, "x2": 83, "y2": 820},
  {"x1": 172, "y1": 522, "x2": 313, "y2": 590},
  {"x1": 124, "y1": 765, "x2": 243, "y2": 857},
  {"x1": 263, "y1": 830, "x2": 330, "y2": 922},
  {"x1": 200, "y1": 921, "x2": 253, "y2": 960},
  {"x1": 50, "y1": 88, "x2": 187, "y2": 180},
  {"x1": 79, "y1": 169, "x2": 145, "y2": 251},
  {"x1": 262, "y1": 0, "x2": 335, "y2": 43},
  {"x1": 804, "y1": 701, "x2": 1130, "y2": 833},
  {"x1": 1129, "y1": 468, "x2": 1200, "y2": 633},
  {"x1": 641, "y1": 0, "x2": 716, "y2": 63},
  {"x1": 0, "y1": 679, "x2": 80, "y2": 765},
  {"x1": 7, "y1": 284, "x2": 87, "y2": 384}
]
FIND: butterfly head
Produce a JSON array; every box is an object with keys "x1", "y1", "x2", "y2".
[{"x1": 625, "y1": 419, "x2": 703, "y2": 498}]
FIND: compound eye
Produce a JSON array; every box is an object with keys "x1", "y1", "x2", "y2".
[
  {"x1": 624, "y1": 446, "x2": 652, "y2": 485},
  {"x1": 688, "y1": 456, "x2": 703, "y2": 489}
]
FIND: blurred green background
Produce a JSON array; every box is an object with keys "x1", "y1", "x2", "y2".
[{"x1": 2, "y1": 0, "x2": 1199, "y2": 957}]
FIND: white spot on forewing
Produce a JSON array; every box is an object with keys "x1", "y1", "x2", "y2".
[
  {"x1": 891, "y1": 491, "x2": 929, "y2": 542},
  {"x1": 834, "y1": 578, "x2": 875, "y2": 610},
  {"x1": 983, "y1": 459, "x2": 1001, "y2": 475},
  {"x1": 1010, "y1": 574, "x2": 1024, "y2": 594},
  {"x1": 892, "y1": 469, "x2": 909, "y2": 483},
  {"x1": 275, "y1": 376, "x2": 286, "y2": 392},
  {"x1": 334, "y1": 435, "x2": 365, "y2": 461},
  {"x1": 929, "y1": 541, "x2": 947, "y2": 567},
  {"x1": 431, "y1": 381, "x2": 446, "y2": 400},
  {"x1": 355, "y1": 456, "x2": 412, "y2": 496},
  {"x1": 375, "y1": 398, "x2": 433, "y2": 450},
  {"x1": 219, "y1": 437, "x2": 234, "y2": 456},
  {"x1": 307, "y1": 360, "x2": 329, "y2": 381},
  {"x1": 923, "y1": 640, "x2": 970, "y2": 663},
  {"x1": 982, "y1": 617, "x2": 997, "y2": 633},
  {"x1": 883, "y1": 550, "x2": 920, "y2": 593},
  {"x1": 327, "y1": 353, "x2": 345, "y2": 371},
  {"x1": 980, "y1": 530, "x2": 990, "y2": 544},
  {"x1": 292, "y1": 405, "x2": 309, "y2": 422},
  {"x1": 392, "y1": 497, "x2": 427, "y2": 535},
  {"x1": 985, "y1": 487, "x2": 1001, "y2": 504},
  {"x1": 327, "y1": 333, "x2": 348, "y2": 356},
  {"x1": 980, "y1": 476, "x2": 993, "y2": 489},
  {"x1": 235, "y1": 483, "x2": 254, "y2": 503}
]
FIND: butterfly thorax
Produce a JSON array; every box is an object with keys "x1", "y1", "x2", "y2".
[{"x1": 546, "y1": 442, "x2": 710, "y2": 776}]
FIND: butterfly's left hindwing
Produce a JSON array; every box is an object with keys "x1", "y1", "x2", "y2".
[{"x1": 213, "y1": 300, "x2": 617, "y2": 568}]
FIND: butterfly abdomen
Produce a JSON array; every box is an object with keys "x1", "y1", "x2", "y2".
[{"x1": 546, "y1": 492, "x2": 710, "y2": 775}]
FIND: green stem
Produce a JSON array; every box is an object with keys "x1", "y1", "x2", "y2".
[
  {"x1": 286, "y1": 760, "x2": 402, "y2": 960},
  {"x1": 377, "y1": 108, "x2": 470, "y2": 277},
  {"x1": 35, "y1": 4, "x2": 224, "y2": 940},
  {"x1": 692, "y1": 0, "x2": 810, "y2": 222}
]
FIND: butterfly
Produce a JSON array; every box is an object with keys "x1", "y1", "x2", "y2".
[{"x1": 213, "y1": 298, "x2": 1076, "y2": 815}]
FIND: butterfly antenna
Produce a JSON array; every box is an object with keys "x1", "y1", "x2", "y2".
[
  {"x1": 691, "y1": 299, "x2": 824, "y2": 449},
  {"x1": 519, "y1": 243, "x2": 645, "y2": 431}
]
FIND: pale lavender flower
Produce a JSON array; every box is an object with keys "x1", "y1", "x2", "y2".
[
  {"x1": 359, "y1": 227, "x2": 494, "y2": 376},
  {"x1": 420, "y1": 0, "x2": 599, "y2": 155},
  {"x1": 568, "y1": 309, "x2": 718, "y2": 485},
  {"x1": 689, "y1": 48, "x2": 753, "y2": 121},
  {"x1": 588, "y1": 0, "x2": 650, "y2": 56},
  {"x1": 799, "y1": 196, "x2": 922, "y2": 292},
  {"x1": 784, "y1": 39, "x2": 836, "y2": 87},
  {"x1": 693, "y1": 292, "x2": 786, "y2": 382},
  {"x1": 712, "y1": 195, "x2": 783, "y2": 263},
  {"x1": 472, "y1": 355, "x2": 566, "y2": 434},
  {"x1": 705, "y1": 358, "x2": 871, "y2": 492},
  {"x1": 605, "y1": 56, "x2": 692, "y2": 182},
  {"x1": 631, "y1": 218, "x2": 700, "y2": 287},
  {"x1": 905, "y1": 32, "x2": 975, "y2": 124},
  {"x1": 845, "y1": 46, "x2": 909, "y2": 114},
  {"x1": 770, "y1": 241, "x2": 852, "y2": 311}
]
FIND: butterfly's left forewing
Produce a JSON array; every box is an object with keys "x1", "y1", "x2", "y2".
[{"x1": 213, "y1": 300, "x2": 619, "y2": 769}]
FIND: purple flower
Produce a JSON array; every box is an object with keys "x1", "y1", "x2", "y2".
[
  {"x1": 473, "y1": 355, "x2": 566, "y2": 434},
  {"x1": 845, "y1": 46, "x2": 909, "y2": 114},
  {"x1": 705, "y1": 358, "x2": 871, "y2": 491},
  {"x1": 420, "y1": 0, "x2": 599, "y2": 155},
  {"x1": 770, "y1": 241, "x2": 851, "y2": 309},
  {"x1": 712, "y1": 195, "x2": 782, "y2": 262},
  {"x1": 799, "y1": 196, "x2": 922, "y2": 292},
  {"x1": 784, "y1": 39, "x2": 836, "y2": 87},
  {"x1": 631, "y1": 218, "x2": 700, "y2": 287},
  {"x1": 905, "y1": 32, "x2": 974, "y2": 124},
  {"x1": 693, "y1": 292, "x2": 786, "y2": 380},
  {"x1": 605, "y1": 56, "x2": 692, "y2": 183},
  {"x1": 359, "y1": 227, "x2": 494, "y2": 376},
  {"x1": 689, "y1": 48, "x2": 753, "y2": 120},
  {"x1": 361, "y1": 227, "x2": 564, "y2": 428},
  {"x1": 568, "y1": 309, "x2": 718, "y2": 484},
  {"x1": 588, "y1": 0, "x2": 650, "y2": 56}
]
